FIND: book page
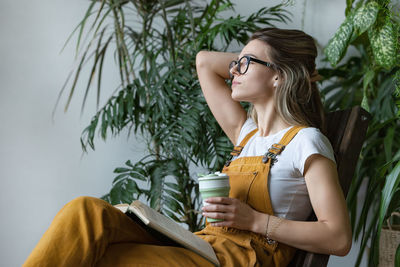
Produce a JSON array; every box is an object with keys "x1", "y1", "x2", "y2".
[
  {"x1": 129, "y1": 200, "x2": 219, "y2": 266},
  {"x1": 114, "y1": 203, "x2": 129, "y2": 214}
]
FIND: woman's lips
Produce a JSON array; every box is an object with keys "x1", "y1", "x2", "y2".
[{"x1": 232, "y1": 81, "x2": 241, "y2": 85}]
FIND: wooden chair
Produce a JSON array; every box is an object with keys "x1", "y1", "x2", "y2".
[{"x1": 288, "y1": 106, "x2": 371, "y2": 267}]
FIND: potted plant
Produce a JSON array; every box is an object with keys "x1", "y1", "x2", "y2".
[
  {"x1": 319, "y1": 0, "x2": 400, "y2": 265},
  {"x1": 57, "y1": 0, "x2": 291, "y2": 232}
]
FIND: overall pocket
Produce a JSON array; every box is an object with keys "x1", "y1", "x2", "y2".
[{"x1": 225, "y1": 171, "x2": 258, "y2": 203}]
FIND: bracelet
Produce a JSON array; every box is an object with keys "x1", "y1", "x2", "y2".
[
  {"x1": 265, "y1": 216, "x2": 283, "y2": 245},
  {"x1": 265, "y1": 214, "x2": 270, "y2": 236}
]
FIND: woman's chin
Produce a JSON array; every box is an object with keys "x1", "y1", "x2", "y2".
[
  {"x1": 231, "y1": 94, "x2": 250, "y2": 103},
  {"x1": 231, "y1": 92, "x2": 244, "y2": 102}
]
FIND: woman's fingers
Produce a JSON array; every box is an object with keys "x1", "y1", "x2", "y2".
[
  {"x1": 202, "y1": 203, "x2": 230, "y2": 212},
  {"x1": 201, "y1": 198, "x2": 240, "y2": 222},
  {"x1": 201, "y1": 197, "x2": 259, "y2": 231},
  {"x1": 204, "y1": 197, "x2": 233, "y2": 204},
  {"x1": 202, "y1": 211, "x2": 227, "y2": 220},
  {"x1": 202, "y1": 199, "x2": 234, "y2": 221}
]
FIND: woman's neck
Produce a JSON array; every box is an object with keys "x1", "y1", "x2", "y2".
[{"x1": 253, "y1": 103, "x2": 291, "y2": 137}]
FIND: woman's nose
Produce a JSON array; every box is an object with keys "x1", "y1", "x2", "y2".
[{"x1": 229, "y1": 63, "x2": 239, "y2": 78}]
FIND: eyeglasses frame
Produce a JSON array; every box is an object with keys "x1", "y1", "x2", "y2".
[{"x1": 229, "y1": 55, "x2": 276, "y2": 79}]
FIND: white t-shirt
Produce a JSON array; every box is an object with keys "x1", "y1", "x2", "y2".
[{"x1": 233, "y1": 118, "x2": 335, "y2": 221}]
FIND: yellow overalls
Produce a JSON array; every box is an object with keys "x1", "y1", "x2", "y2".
[
  {"x1": 23, "y1": 126, "x2": 303, "y2": 267},
  {"x1": 195, "y1": 126, "x2": 303, "y2": 266}
]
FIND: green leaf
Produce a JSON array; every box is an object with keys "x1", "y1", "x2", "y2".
[
  {"x1": 110, "y1": 182, "x2": 122, "y2": 205},
  {"x1": 361, "y1": 69, "x2": 374, "y2": 112},
  {"x1": 369, "y1": 19, "x2": 397, "y2": 69},
  {"x1": 384, "y1": 127, "x2": 395, "y2": 167},
  {"x1": 163, "y1": 195, "x2": 183, "y2": 213},
  {"x1": 112, "y1": 173, "x2": 128, "y2": 183},
  {"x1": 73, "y1": 0, "x2": 97, "y2": 54},
  {"x1": 345, "y1": 0, "x2": 355, "y2": 16},
  {"x1": 394, "y1": 69, "x2": 400, "y2": 96},
  {"x1": 165, "y1": 188, "x2": 184, "y2": 203},
  {"x1": 100, "y1": 193, "x2": 111, "y2": 202},
  {"x1": 361, "y1": 94, "x2": 370, "y2": 112},
  {"x1": 114, "y1": 167, "x2": 130, "y2": 173},
  {"x1": 165, "y1": 182, "x2": 180, "y2": 191},
  {"x1": 125, "y1": 160, "x2": 134, "y2": 167},
  {"x1": 378, "y1": 161, "x2": 400, "y2": 243},
  {"x1": 353, "y1": 2, "x2": 379, "y2": 35},
  {"x1": 324, "y1": 15, "x2": 354, "y2": 66},
  {"x1": 216, "y1": 2, "x2": 233, "y2": 13}
]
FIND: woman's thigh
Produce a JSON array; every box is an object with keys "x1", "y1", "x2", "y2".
[{"x1": 97, "y1": 243, "x2": 215, "y2": 267}]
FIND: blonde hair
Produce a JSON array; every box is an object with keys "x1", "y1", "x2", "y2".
[{"x1": 249, "y1": 28, "x2": 325, "y2": 132}]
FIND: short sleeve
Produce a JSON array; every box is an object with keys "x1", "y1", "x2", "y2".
[
  {"x1": 236, "y1": 118, "x2": 257, "y2": 146},
  {"x1": 294, "y1": 128, "x2": 336, "y2": 175}
]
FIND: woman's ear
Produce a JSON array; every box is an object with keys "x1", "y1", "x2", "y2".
[{"x1": 273, "y1": 76, "x2": 279, "y2": 88}]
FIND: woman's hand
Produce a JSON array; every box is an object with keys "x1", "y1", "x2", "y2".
[{"x1": 202, "y1": 197, "x2": 265, "y2": 232}]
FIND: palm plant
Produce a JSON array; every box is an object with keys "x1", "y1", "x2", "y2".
[
  {"x1": 58, "y1": 0, "x2": 291, "y2": 232},
  {"x1": 320, "y1": 0, "x2": 400, "y2": 265}
]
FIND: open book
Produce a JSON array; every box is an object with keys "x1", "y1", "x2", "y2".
[{"x1": 114, "y1": 200, "x2": 220, "y2": 266}]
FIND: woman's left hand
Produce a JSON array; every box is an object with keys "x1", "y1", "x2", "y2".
[{"x1": 202, "y1": 197, "x2": 262, "y2": 231}]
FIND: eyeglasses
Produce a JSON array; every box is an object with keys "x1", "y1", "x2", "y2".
[{"x1": 229, "y1": 55, "x2": 276, "y2": 79}]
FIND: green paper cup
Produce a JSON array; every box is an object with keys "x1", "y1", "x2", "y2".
[{"x1": 198, "y1": 172, "x2": 230, "y2": 222}]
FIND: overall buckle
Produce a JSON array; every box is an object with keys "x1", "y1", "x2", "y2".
[{"x1": 262, "y1": 143, "x2": 285, "y2": 166}]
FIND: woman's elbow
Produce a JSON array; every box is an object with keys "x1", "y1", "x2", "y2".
[
  {"x1": 196, "y1": 51, "x2": 208, "y2": 69},
  {"x1": 332, "y1": 232, "x2": 352, "y2": 256}
]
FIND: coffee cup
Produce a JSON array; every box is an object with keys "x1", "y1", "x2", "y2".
[{"x1": 198, "y1": 172, "x2": 230, "y2": 222}]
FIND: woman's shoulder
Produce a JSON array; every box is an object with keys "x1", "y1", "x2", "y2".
[
  {"x1": 293, "y1": 126, "x2": 336, "y2": 164},
  {"x1": 294, "y1": 127, "x2": 333, "y2": 149},
  {"x1": 297, "y1": 126, "x2": 326, "y2": 139}
]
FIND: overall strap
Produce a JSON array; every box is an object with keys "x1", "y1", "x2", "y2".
[
  {"x1": 225, "y1": 128, "x2": 258, "y2": 166},
  {"x1": 262, "y1": 125, "x2": 306, "y2": 165},
  {"x1": 231, "y1": 129, "x2": 258, "y2": 156}
]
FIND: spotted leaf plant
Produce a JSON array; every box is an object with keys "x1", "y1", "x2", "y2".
[{"x1": 321, "y1": 1, "x2": 400, "y2": 266}]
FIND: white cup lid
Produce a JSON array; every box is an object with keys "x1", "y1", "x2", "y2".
[{"x1": 198, "y1": 171, "x2": 228, "y2": 180}]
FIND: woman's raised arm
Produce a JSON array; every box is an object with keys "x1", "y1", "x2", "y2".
[{"x1": 196, "y1": 51, "x2": 247, "y2": 145}]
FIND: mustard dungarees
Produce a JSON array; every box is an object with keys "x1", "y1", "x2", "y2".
[{"x1": 195, "y1": 125, "x2": 304, "y2": 266}]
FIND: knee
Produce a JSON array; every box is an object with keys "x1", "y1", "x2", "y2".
[
  {"x1": 63, "y1": 196, "x2": 108, "y2": 216},
  {"x1": 48, "y1": 196, "x2": 113, "y2": 234},
  {"x1": 69, "y1": 195, "x2": 97, "y2": 207}
]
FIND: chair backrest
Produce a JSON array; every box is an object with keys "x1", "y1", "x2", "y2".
[{"x1": 288, "y1": 106, "x2": 371, "y2": 267}]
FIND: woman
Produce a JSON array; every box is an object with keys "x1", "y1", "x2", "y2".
[{"x1": 24, "y1": 28, "x2": 352, "y2": 267}]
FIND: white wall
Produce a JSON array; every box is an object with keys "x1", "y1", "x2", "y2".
[
  {"x1": 0, "y1": 0, "x2": 367, "y2": 266},
  {"x1": 0, "y1": 1, "x2": 147, "y2": 266}
]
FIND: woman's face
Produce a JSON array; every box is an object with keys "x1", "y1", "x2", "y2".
[{"x1": 230, "y1": 39, "x2": 278, "y2": 103}]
